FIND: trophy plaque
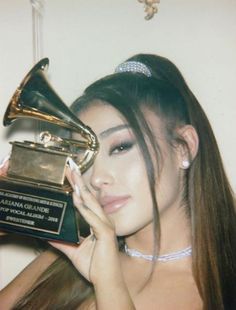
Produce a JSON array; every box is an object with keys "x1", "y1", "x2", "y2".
[{"x1": 0, "y1": 58, "x2": 99, "y2": 243}]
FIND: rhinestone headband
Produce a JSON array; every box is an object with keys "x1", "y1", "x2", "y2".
[{"x1": 115, "y1": 61, "x2": 152, "y2": 77}]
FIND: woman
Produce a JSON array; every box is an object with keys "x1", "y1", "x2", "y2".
[{"x1": 0, "y1": 54, "x2": 235, "y2": 309}]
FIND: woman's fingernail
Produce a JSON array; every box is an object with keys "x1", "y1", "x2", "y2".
[
  {"x1": 0, "y1": 154, "x2": 10, "y2": 169},
  {"x1": 67, "y1": 157, "x2": 81, "y2": 175},
  {"x1": 74, "y1": 184, "x2": 80, "y2": 196}
]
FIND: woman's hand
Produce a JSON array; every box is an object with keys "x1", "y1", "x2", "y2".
[
  {"x1": 0, "y1": 154, "x2": 10, "y2": 177},
  {"x1": 0, "y1": 155, "x2": 10, "y2": 236},
  {"x1": 49, "y1": 165, "x2": 120, "y2": 286}
]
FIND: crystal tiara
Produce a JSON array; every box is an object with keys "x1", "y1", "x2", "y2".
[{"x1": 115, "y1": 61, "x2": 152, "y2": 77}]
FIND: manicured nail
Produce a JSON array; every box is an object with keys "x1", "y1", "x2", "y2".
[
  {"x1": 74, "y1": 184, "x2": 80, "y2": 196},
  {"x1": 0, "y1": 154, "x2": 10, "y2": 169},
  {"x1": 67, "y1": 157, "x2": 81, "y2": 175}
]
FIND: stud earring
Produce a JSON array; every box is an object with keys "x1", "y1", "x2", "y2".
[{"x1": 182, "y1": 160, "x2": 190, "y2": 169}]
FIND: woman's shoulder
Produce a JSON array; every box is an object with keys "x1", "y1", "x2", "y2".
[{"x1": 0, "y1": 248, "x2": 58, "y2": 309}]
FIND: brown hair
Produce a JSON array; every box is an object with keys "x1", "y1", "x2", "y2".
[
  {"x1": 13, "y1": 253, "x2": 94, "y2": 309},
  {"x1": 128, "y1": 54, "x2": 236, "y2": 309},
  {"x1": 14, "y1": 54, "x2": 236, "y2": 309}
]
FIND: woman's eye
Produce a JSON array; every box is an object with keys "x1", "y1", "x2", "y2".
[{"x1": 109, "y1": 141, "x2": 134, "y2": 155}]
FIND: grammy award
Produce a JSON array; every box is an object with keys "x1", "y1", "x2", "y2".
[{"x1": 0, "y1": 58, "x2": 99, "y2": 243}]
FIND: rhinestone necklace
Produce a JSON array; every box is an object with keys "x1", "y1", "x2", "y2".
[{"x1": 124, "y1": 244, "x2": 192, "y2": 262}]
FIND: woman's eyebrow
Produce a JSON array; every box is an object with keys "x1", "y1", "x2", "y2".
[{"x1": 99, "y1": 124, "x2": 131, "y2": 139}]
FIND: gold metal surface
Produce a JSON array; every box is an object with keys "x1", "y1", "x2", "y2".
[
  {"x1": 8, "y1": 142, "x2": 69, "y2": 186},
  {"x1": 0, "y1": 58, "x2": 93, "y2": 243},
  {"x1": 4, "y1": 58, "x2": 99, "y2": 174}
]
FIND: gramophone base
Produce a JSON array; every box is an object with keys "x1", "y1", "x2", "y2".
[{"x1": 0, "y1": 177, "x2": 81, "y2": 244}]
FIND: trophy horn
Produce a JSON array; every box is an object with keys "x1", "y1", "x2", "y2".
[{"x1": 3, "y1": 58, "x2": 99, "y2": 173}]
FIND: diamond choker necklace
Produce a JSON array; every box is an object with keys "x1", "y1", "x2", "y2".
[{"x1": 124, "y1": 244, "x2": 192, "y2": 262}]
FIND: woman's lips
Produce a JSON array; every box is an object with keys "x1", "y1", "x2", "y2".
[{"x1": 100, "y1": 196, "x2": 130, "y2": 214}]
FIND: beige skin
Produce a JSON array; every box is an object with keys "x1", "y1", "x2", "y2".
[{"x1": 0, "y1": 103, "x2": 202, "y2": 309}]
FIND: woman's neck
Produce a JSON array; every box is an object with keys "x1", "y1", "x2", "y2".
[{"x1": 125, "y1": 205, "x2": 191, "y2": 256}]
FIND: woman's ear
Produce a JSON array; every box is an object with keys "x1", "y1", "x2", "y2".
[{"x1": 176, "y1": 125, "x2": 199, "y2": 169}]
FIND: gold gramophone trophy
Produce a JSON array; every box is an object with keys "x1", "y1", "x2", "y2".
[{"x1": 0, "y1": 58, "x2": 99, "y2": 243}]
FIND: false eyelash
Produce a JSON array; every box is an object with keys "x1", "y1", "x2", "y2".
[{"x1": 109, "y1": 140, "x2": 135, "y2": 155}]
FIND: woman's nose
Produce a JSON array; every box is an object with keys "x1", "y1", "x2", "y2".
[{"x1": 89, "y1": 162, "x2": 114, "y2": 191}]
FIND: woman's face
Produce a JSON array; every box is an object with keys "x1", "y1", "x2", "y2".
[{"x1": 76, "y1": 102, "x2": 183, "y2": 237}]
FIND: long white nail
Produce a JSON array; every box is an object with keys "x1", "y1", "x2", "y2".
[
  {"x1": 0, "y1": 154, "x2": 10, "y2": 169},
  {"x1": 67, "y1": 157, "x2": 81, "y2": 174},
  {"x1": 74, "y1": 184, "x2": 80, "y2": 196}
]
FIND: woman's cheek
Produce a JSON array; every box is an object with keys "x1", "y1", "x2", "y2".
[{"x1": 118, "y1": 154, "x2": 150, "y2": 198}]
